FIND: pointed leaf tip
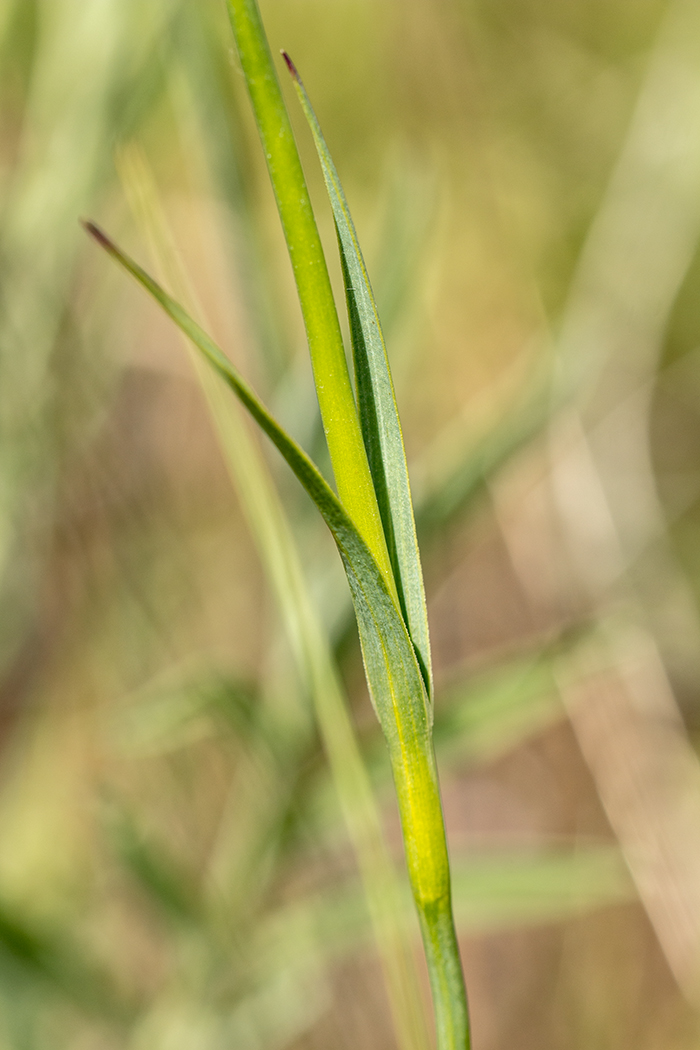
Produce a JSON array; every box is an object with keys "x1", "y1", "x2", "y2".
[
  {"x1": 82, "y1": 220, "x2": 114, "y2": 254},
  {"x1": 281, "y1": 50, "x2": 299, "y2": 80},
  {"x1": 287, "y1": 69, "x2": 434, "y2": 700}
]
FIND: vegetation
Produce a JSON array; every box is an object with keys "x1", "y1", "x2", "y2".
[{"x1": 1, "y1": 0, "x2": 700, "y2": 1047}]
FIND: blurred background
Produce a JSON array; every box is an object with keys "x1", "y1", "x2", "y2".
[{"x1": 2, "y1": 0, "x2": 700, "y2": 1046}]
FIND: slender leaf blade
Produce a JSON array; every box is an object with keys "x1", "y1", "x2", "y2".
[
  {"x1": 83, "y1": 223, "x2": 430, "y2": 749},
  {"x1": 84, "y1": 222, "x2": 468, "y2": 1047},
  {"x1": 119, "y1": 147, "x2": 431, "y2": 1047},
  {"x1": 224, "y1": 0, "x2": 396, "y2": 603},
  {"x1": 283, "y1": 53, "x2": 433, "y2": 700}
]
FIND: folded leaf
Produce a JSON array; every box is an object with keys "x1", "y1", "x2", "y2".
[
  {"x1": 84, "y1": 218, "x2": 465, "y2": 1045},
  {"x1": 83, "y1": 222, "x2": 431, "y2": 755},
  {"x1": 283, "y1": 53, "x2": 432, "y2": 700}
]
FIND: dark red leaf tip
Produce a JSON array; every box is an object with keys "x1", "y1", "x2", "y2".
[
  {"x1": 81, "y1": 219, "x2": 114, "y2": 253},
  {"x1": 281, "y1": 50, "x2": 299, "y2": 80}
]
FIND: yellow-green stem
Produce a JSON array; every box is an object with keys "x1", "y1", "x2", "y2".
[
  {"x1": 225, "y1": 0, "x2": 395, "y2": 600},
  {"x1": 391, "y1": 740, "x2": 470, "y2": 1049},
  {"x1": 222, "y1": 2, "x2": 470, "y2": 1045}
]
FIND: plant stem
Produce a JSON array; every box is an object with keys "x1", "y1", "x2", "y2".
[
  {"x1": 86, "y1": 209, "x2": 472, "y2": 1048},
  {"x1": 390, "y1": 739, "x2": 471, "y2": 1049},
  {"x1": 225, "y1": 0, "x2": 395, "y2": 601},
  {"x1": 418, "y1": 868, "x2": 471, "y2": 1049},
  {"x1": 219, "y1": 3, "x2": 470, "y2": 1044},
  {"x1": 118, "y1": 141, "x2": 430, "y2": 1049}
]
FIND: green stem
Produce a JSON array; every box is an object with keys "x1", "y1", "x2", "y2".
[
  {"x1": 391, "y1": 741, "x2": 471, "y2": 1049},
  {"x1": 85, "y1": 212, "x2": 471, "y2": 1048},
  {"x1": 419, "y1": 896, "x2": 471, "y2": 1049},
  {"x1": 225, "y1": 0, "x2": 395, "y2": 599},
  {"x1": 222, "y1": 2, "x2": 470, "y2": 1045}
]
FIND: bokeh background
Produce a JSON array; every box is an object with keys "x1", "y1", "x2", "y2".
[{"x1": 2, "y1": 0, "x2": 700, "y2": 1046}]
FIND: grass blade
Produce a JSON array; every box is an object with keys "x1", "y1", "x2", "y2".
[
  {"x1": 82, "y1": 219, "x2": 442, "y2": 1041},
  {"x1": 284, "y1": 52, "x2": 432, "y2": 698},
  {"x1": 224, "y1": 0, "x2": 395, "y2": 603},
  {"x1": 120, "y1": 138, "x2": 431, "y2": 1047},
  {"x1": 81, "y1": 223, "x2": 427, "y2": 740},
  {"x1": 83, "y1": 222, "x2": 469, "y2": 1048}
]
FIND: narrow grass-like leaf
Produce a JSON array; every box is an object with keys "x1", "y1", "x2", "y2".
[
  {"x1": 224, "y1": 0, "x2": 395, "y2": 603},
  {"x1": 324, "y1": 367, "x2": 556, "y2": 670},
  {"x1": 284, "y1": 53, "x2": 432, "y2": 698},
  {"x1": 118, "y1": 146, "x2": 431, "y2": 1048},
  {"x1": 83, "y1": 222, "x2": 470, "y2": 1044},
  {"x1": 82, "y1": 223, "x2": 430, "y2": 748},
  {"x1": 216, "y1": 8, "x2": 468, "y2": 1042}
]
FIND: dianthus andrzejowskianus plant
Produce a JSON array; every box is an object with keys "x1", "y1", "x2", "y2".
[{"x1": 85, "y1": 0, "x2": 471, "y2": 1045}]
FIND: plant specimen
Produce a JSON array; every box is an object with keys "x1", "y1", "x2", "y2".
[{"x1": 86, "y1": 0, "x2": 471, "y2": 1044}]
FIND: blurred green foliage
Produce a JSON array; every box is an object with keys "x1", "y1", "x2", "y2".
[{"x1": 2, "y1": 0, "x2": 700, "y2": 1047}]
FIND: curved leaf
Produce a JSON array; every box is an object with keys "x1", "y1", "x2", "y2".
[
  {"x1": 283, "y1": 53, "x2": 432, "y2": 699},
  {"x1": 82, "y1": 222, "x2": 430, "y2": 749},
  {"x1": 84, "y1": 219, "x2": 467, "y2": 1048},
  {"x1": 224, "y1": 0, "x2": 395, "y2": 602}
]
